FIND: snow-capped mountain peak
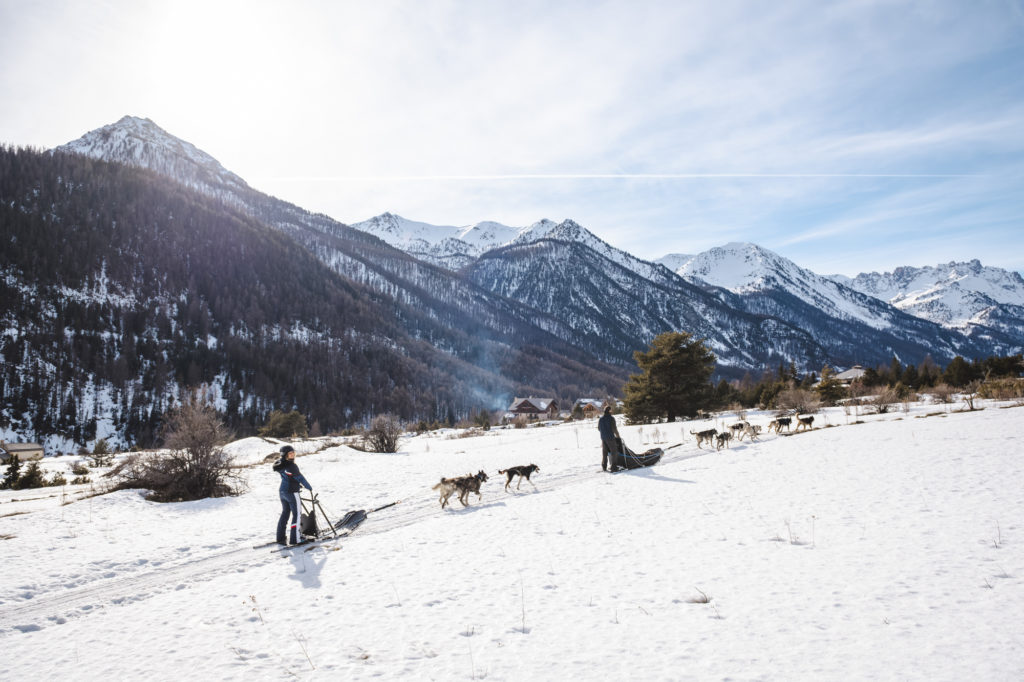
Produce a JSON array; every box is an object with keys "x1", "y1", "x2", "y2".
[
  {"x1": 836, "y1": 260, "x2": 1024, "y2": 330},
  {"x1": 56, "y1": 115, "x2": 250, "y2": 195},
  {"x1": 654, "y1": 253, "x2": 695, "y2": 272},
  {"x1": 671, "y1": 242, "x2": 801, "y2": 293},
  {"x1": 663, "y1": 242, "x2": 921, "y2": 332}
]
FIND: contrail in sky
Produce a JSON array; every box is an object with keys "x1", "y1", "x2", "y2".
[{"x1": 263, "y1": 173, "x2": 978, "y2": 182}]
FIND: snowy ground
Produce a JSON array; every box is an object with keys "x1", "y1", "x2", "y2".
[{"x1": 2, "y1": 400, "x2": 1023, "y2": 680}]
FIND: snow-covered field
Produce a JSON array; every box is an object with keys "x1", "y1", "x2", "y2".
[{"x1": 2, "y1": 401, "x2": 1023, "y2": 680}]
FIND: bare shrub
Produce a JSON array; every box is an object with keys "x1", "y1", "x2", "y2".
[
  {"x1": 865, "y1": 388, "x2": 899, "y2": 414},
  {"x1": 112, "y1": 393, "x2": 244, "y2": 502},
  {"x1": 363, "y1": 414, "x2": 402, "y2": 453},
  {"x1": 775, "y1": 388, "x2": 821, "y2": 414},
  {"x1": 978, "y1": 378, "x2": 1024, "y2": 402},
  {"x1": 962, "y1": 380, "x2": 983, "y2": 411},
  {"x1": 931, "y1": 384, "x2": 956, "y2": 404}
]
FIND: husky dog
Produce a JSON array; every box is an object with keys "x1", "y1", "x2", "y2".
[
  {"x1": 715, "y1": 431, "x2": 732, "y2": 450},
  {"x1": 742, "y1": 423, "x2": 763, "y2": 441},
  {"x1": 498, "y1": 464, "x2": 540, "y2": 491},
  {"x1": 729, "y1": 421, "x2": 749, "y2": 440},
  {"x1": 432, "y1": 470, "x2": 489, "y2": 508},
  {"x1": 690, "y1": 428, "x2": 717, "y2": 449},
  {"x1": 454, "y1": 470, "x2": 489, "y2": 506},
  {"x1": 431, "y1": 476, "x2": 461, "y2": 509},
  {"x1": 796, "y1": 415, "x2": 815, "y2": 432},
  {"x1": 768, "y1": 416, "x2": 792, "y2": 434}
]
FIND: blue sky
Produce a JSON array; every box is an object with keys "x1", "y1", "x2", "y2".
[{"x1": 2, "y1": 0, "x2": 1023, "y2": 276}]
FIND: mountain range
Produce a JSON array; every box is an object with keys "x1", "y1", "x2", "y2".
[{"x1": 2, "y1": 115, "x2": 1021, "y2": 450}]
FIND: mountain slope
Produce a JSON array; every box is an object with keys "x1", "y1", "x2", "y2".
[
  {"x1": 463, "y1": 238, "x2": 827, "y2": 374},
  {"x1": 0, "y1": 146, "x2": 628, "y2": 450},
  {"x1": 55, "y1": 117, "x2": 632, "y2": 394}
]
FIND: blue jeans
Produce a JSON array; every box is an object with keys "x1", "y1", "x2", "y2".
[{"x1": 277, "y1": 491, "x2": 301, "y2": 544}]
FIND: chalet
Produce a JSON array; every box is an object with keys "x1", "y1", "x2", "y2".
[
  {"x1": 507, "y1": 397, "x2": 559, "y2": 420},
  {"x1": 834, "y1": 365, "x2": 868, "y2": 386},
  {"x1": 0, "y1": 441, "x2": 45, "y2": 463},
  {"x1": 573, "y1": 398, "x2": 605, "y2": 418}
]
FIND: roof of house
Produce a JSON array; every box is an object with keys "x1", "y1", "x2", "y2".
[
  {"x1": 0, "y1": 442, "x2": 43, "y2": 452},
  {"x1": 508, "y1": 397, "x2": 556, "y2": 411},
  {"x1": 834, "y1": 366, "x2": 867, "y2": 381}
]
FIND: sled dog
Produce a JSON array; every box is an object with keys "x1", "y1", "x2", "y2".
[
  {"x1": 433, "y1": 470, "x2": 489, "y2": 508},
  {"x1": 715, "y1": 431, "x2": 732, "y2": 450},
  {"x1": 729, "y1": 421, "x2": 749, "y2": 440},
  {"x1": 742, "y1": 423, "x2": 762, "y2": 440},
  {"x1": 690, "y1": 428, "x2": 717, "y2": 449},
  {"x1": 432, "y1": 476, "x2": 461, "y2": 509},
  {"x1": 498, "y1": 464, "x2": 540, "y2": 491},
  {"x1": 454, "y1": 470, "x2": 489, "y2": 506},
  {"x1": 796, "y1": 415, "x2": 815, "y2": 432}
]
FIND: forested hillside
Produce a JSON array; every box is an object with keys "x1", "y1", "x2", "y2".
[{"x1": 0, "y1": 147, "x2": 626, "y2": 450}]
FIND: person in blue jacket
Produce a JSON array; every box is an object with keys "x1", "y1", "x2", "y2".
[{"x1": 273, "y1": 445, "x2": 313, "y2": 545}]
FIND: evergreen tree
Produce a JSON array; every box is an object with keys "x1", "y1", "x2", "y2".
[
  {"x1": 1, "y1": 454, "x2": 21, "y2": 489},
  {"x1": 623, "y1": 331, "x2": 716, "y2": 423},
  {"x1": 889, "y1": 356, "x2": 903, "y2": 385},
  {"x1": 943, "y1": 356, "x2": 975, "y2": 387},
  {"x1": 15, "y1": 461, "x2": 46, "y2": 489},
  {"x1": 814, "y1": 365, "x2": 845, "y2": 406}
]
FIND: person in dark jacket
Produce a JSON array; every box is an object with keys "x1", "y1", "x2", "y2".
[
  {"x1": 273, "y1": 445, "x2": 313, "y2": 545},
  {"x1": 598, "y1": 406, "x2": 622, "y2": 472}
]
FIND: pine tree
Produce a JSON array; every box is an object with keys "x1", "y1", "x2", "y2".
[
  {"x1": 814, "y1": 365, "x2": 845, "y2": 406},
  {"x1": 15, "y1": 461, "x2": 46, "y2": 489},
  {"x1": 623, "y1": 331, "x2": 716, "y2": 423},
  {"x1": 1, "y1": 454, "x2": 21, "y2": 489},
  {"x1": 943, "y1": 356, "x2": 975, "y2": 387}
]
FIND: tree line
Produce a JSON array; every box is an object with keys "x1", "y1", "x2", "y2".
[{"x1": 622, "y1": 331, "x2": 1023, "y2": 423}]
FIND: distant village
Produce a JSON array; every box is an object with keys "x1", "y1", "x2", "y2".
[{"x1": 506, "y1": 396, "x2": 619, "y2": 422}]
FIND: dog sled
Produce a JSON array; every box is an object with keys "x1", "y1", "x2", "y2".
[
  {"x1": 610, "y1": 438, "x2": 664, "y2": 470},
  {"x1": 258, "y1": 493, "x2": 399, "y2": 551}
]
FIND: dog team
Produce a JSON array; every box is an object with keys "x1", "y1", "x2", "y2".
[
  {"x1": 690, "y1": 412, "x2": 815, "y2": 450},
  {"x1": 432, "y1": 409, "x2": 818, "y2": 508},
  {"x1": 431, "y1": 464, "x2": 541, "y2": 508}
]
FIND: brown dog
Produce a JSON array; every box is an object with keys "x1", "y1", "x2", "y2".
[
  {"x1": 454, "y1": 470, "x2": 489, "y2": 506},
  {"x1": 690, "y1": 428, "x2": 717, "y2": 449},
  {"x1": 432, "y1": 470, "x2": 489, "y2": 508},
  {"x1": 498, "y1": 464, "x2": 540, "y2": 491}
]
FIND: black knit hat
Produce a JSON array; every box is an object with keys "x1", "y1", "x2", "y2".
[{"x1": 280, "y1": 445, "x2": 295, "y2": 455}]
